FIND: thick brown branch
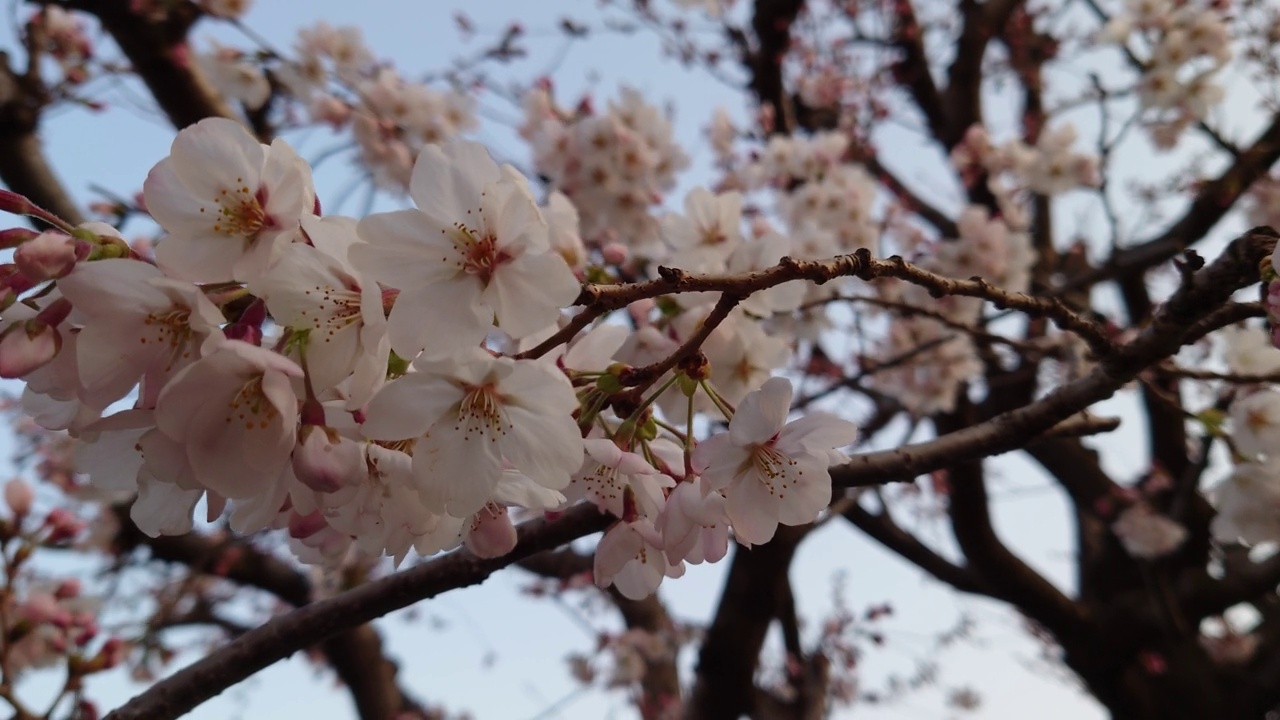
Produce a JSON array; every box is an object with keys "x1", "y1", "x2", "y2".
[
  {"x1": 104, "y1": 505, "x2": 611, "y2": 720},
  {"x1": 114, "y1": 509, "x2": 420, "y2": 720},
  {"x1": 937, "y1": 400, "x2": 1084, "y2": 636},
  {"x1": 740, "y1": 0, "x2": 806, "y2": 134},
  {"x1": 521, "y1": 250, "x2": 1115, "y2": 361},
  {"x1": 831, "y1": 229, "x2": 1275, "y2": 489},
  {"x1": 609, "y1": 591, "x2": 684, "y2": 718},
  {"x1": 54, "y1": 0, "x2": 236, "y2": 130},
  {"x1": 842, "y1": 501, "x2": 990, "y2": 594},
  {"x1": 1091, "y1": 116, "x2": 1280, "y2": 283},
  {"x1": 0, "y1": 51, "x2": 84, "y2": 225},
  {"x1": 686, "y1": 524, "x2": 810, "y2": 720}
]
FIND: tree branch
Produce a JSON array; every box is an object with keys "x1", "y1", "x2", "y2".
[
  {"x1": 104, "y1": 505, "x2": 611, "y2": 720},
  {"x1": 686, "y1": 524, "x2": 810, "y2": 720},
  {"x1": 51, "y1": 0, "x2": 237, "y2": 130},
  {"x1": 114, "y1": 508, "x2": 424, "y2": 720}
]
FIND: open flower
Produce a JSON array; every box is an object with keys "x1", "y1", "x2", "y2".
[
  {"x1": 252, "y1": 215, "x2": 389, "y2": 408},
  {"x1": 353, "y1": 140, "x2": 578, "y2": 359},
  {"x1": 154, "y1": 341, "x2": 303, "y2": 500},
  {"x1": 146, "y1": 117, "x2": 316, "y2": 283},
  {"x1": 693, "y1": 377, "x2": 857, "y2": 545},
  {"x1": 360, "y1": 347, "x2": 583, "y2": 517},
  {"x1": 57, "y1": 259, "x2": 226, "y2": 405}
]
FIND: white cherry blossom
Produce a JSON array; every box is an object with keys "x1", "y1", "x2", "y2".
[
  {"x1": 1230, "y1": 389, "x2": 1280, "y2": 460},
  {"x1": 57, "y1": 259, "x2": 226, "y2": 405},
  {"x1": 146, "y1": 117, "x2": 316, "y2": 283},
  {"x1": 353, "y1": 140, "x2": 578, "y2": 359},
  {"x1": 565, "y1": 439, "x2": 675, "y2": 518},
  {"x1": 360, "y1": 348, "x2": 583, "y2": 517},
  {"x1": 693, "y1": 377, "x2": 857, "y2": 545},
  {"x1": 1111, "y1": 503, "x2": 1188, "y2": 559},
  {"x1": 1211, "y1": 462, "x2": 1280, "y2": 545},
  {"x1": 594, "y1": 518, "x2": 676, "y2": 600},
  {"x1": 154, "y1": 340, "x2": 303, "y2": 501},
  {"x1": 252, "y1": 215, "x2": 389, "y2": 407}
]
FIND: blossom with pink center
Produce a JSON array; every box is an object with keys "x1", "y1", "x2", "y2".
[
  {"x1": 360, "y1": 347, "x2": 583, "y2": 517},
  {"x1": 57, "y1": 259, "x2": 226, "y2": 405},
  {"x1": 352, "y1": 140, "x2": 578, "y2": 360},
  {"x1": 251, "y1": 215, "x2": 389, "y2": 408},
  {"x1": 692, "y1": 377, "x2": 857, "y2": 545},
  {"x1": 154, "y1": 340, "x2": 303, "y2": 501},
  {"x1": 145, "y1": 117, "x2": 315, "y2": 283},
  {"x1": 565, "y1": 439, "x2": 675, "y2": 518},
  {"x1": 658, "y1": 475, "x2": 730, "y2": 565}
]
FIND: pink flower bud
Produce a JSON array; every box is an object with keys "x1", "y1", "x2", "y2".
[
  {"x1": 0, "y1": 228, "x2": 38, "y2": 249},
  {"x1": 601, "y1": 242, "x2": 629, "y2": 265},
  {"x1": 54, "y1": 578, "x2": 81, "y2": 600},
  {"x1": 292, "y1": 425, "x2": 364, "y2": 493},
  {"x1": 44, "y1": 507, "x2": 83, "y2": 543},
  {"x1": 14, "y1": 231, "x2": 79, "y2": 280},
  {"x1": 464, "y1": 504, "x2": 517, "y2": 558},
  {"x1": 288, "y1": 510, "x2": 329, "y2": 540},
  {"x1": 4, "y1": 479, "x2": 33, "y2": 517},
  {"x1": 627, "y1": 298, "x2": 656, "y2": 327},
  {"x1": 20, "y1": 593, "x2": 69, "y2": 626},
  {"x1": 0, "y1": 321, "x2": 61, "y2": 378}
]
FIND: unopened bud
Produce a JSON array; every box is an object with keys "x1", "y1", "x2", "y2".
[
  {"x1": 679, "y1": 351, "x2": 711, "y2": 381},
  {"x1": 0, "y1": 190, "x2": 37, "y2": 217},
  {"x1": 0, "y1": 228, "x2": 38, "y2": 249},
  {"x1": 54, "y1": 579, "x2": 81, "y2": 600},
  {"x1": 14, "y1": 231, "x2": 79, "y2": 280},
  {"x1": 4, "y1": 479, "x2": 33, "y2": 517},
  {"x1": 0, "y1": 320, "x2": 61, "y2": 378},
  {"x1": 601, "y1": 242, "x2": 628, "y2": 265},
  {"x1": 292, "y1": 425, "x2": 364, "y2": 493},
  {"x1": 464, "y1": 504, "x2": 517, "y2": 558}
]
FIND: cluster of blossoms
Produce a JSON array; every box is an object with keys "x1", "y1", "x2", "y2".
[
  {"x1": 702, "y1": 120, "x2": 1069, "y2": 417},
  {"x1": 950, "y1": 124, "x2": 1101, "y2": 200},
  {"x1": 1212, "y1": 324, "x2": 1280, "y2": 544},
  {"x1": 197, "y1": 19, "x2": 478, "y2": 190},
  {"x1": 26, "y1": 6, "x2": 93, "y2": 86},
  {"x1": 0, "y1": 476, "x2": 125, "y2": 710},
  {"x1": 861, "y1": 207, "x2": 1034, "y2": 415},
  {"x1": 0, "y1": 117, "x2": 859, "y2": 601},
  {"x1": 1098, "y1": 0, "x2": 1232, "y2": 145},
  {"x1": 521, "y1": 85, "x2": 690, "y2": 252}
]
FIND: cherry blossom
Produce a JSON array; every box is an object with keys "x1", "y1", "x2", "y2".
[
  {"x1": 153, "y1": 340, "x2": 303, "y2": 501},
  {"x1": 1111, "y1": 503, "x2": 1189, "y2": 559},
  {"x1": 693, "y1": 377, "x2": 857, "y2": 545},
  {"x1": 57, "y1": 259, "x2": 226, "y2": 405},
  {"x1": 360, "y1": 348, "x2": 583, "y2": 517},
  {"x1": 353, "y1": 140, "x2": 578, "y2": 359},
  {"x1": 252, "y1": 215, "x2": 388, "y2": 407},
  {"x1": 146, "y1": 117, "x2": 316, "y2": 283}
]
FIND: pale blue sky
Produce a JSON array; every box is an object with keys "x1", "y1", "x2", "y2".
[{"x1": 0, "y1": 1, "x2": 1145, "y2": 717}]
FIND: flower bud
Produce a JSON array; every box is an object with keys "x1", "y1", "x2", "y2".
[
  {"x1": 288, "y1": 510, "x2": 329, "y2": 540},
  {"x1": 601, "y1": 242, "x2": 629, "y2": 265},
  {"x1": 4, "y1": 479, "x2": 32, "y2": 518},
  {"x1": 0, "y1": 228, "x2": 38, "y2": 249},
  {"x1": 0, "y1": 320, "x2": 61, "y2": 378},
  {"x1": 292, "y1": 425, "x2": 364, "y2": 493},
  {"x1": 14, "y1": 230, "x2": 80, "y2": 280},
  {"x1": 464, "y1": 504, "x2": 517, "y2": 558}
]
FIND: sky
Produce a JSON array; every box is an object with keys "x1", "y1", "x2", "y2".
[{"x1": 0, "y1": 0, "x2": 1168, "y2": 717}]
